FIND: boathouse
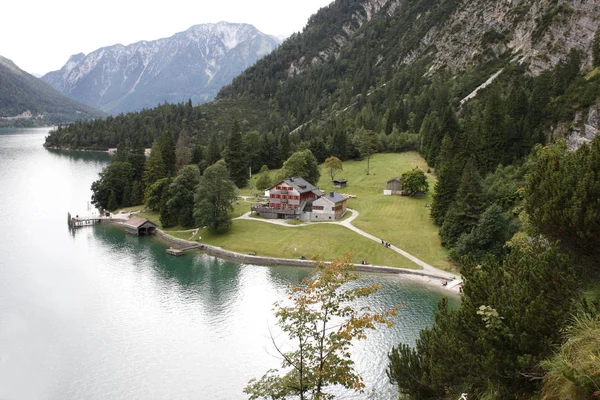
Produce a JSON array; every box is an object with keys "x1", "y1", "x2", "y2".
[{"x1": 123, "y1": 217, "x2": 157, "y2": 236}]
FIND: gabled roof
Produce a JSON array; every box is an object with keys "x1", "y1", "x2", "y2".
[
  {"x1": 387, "y1": 177, "x2": 402, "y2": 184},
  {"x1": 317, "y1": 192, "x2": 347, "y2": 204},
  {"x1": 271, "y1": 177, "x2": 322, "y2": 195},
  {"x1": 332, "y1": 178, "x2": 347, "y2": 183},
  {"x1": 124, "y1": 217, "x2": 156, "y2": 229}
]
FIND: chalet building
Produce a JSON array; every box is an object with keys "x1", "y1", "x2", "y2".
[
  {"x1": 304, "y1": 192, "x2": 347, "y2": 221},
  {"x1": 383, "y1": 177, "x2": 403, "y2": 195},
  {"x1": 123, "y1": 217, "x2": 157, "y2": 235},
  {"x1": 252, "y1": 177, "x2": 323, "y2": 219},
  {"x1": 252, "y1": 177, "x2": 346, "y2": 221}
]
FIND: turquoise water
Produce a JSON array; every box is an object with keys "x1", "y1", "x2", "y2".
[{"x1": 0, "y1": 128, "x2": 457, "y2": 399}]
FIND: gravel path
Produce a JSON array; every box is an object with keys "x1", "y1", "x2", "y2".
[{"x1": 234, "y1": 209, "x2": 460, "y2": 282}]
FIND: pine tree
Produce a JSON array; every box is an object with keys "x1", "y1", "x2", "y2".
[
  {"x1": 143, "y1": 141, "x2": 166, "y2": 187},
  {"x1": 224, "y1": 119, "x2": 248, "y2": 187},
  {"x1": 330, "y1": 129, "x2": 348, "y2": 160},
  {"x1": 439, "y1": 159, "x2": 484, "y2": 247},
  {"x1": 481, "y1": 84, "x2": 507, "y2": 173},
  {"x1": 158, "y1": 131, "x2": 176, "y2": 176},
  {"x1": 206, "y1": 134, "x2": 221, "y2": 166},
  {"x1": 430, "y1": 135, "x2": 463, "y2": 225},
  {"x1": 419, "y1": 113, "x2": 443, "y2": 165}
]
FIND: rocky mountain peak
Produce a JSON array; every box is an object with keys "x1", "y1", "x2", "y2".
[{"x1": 42, "y1": 22, "x2": 281, "y2": 114}]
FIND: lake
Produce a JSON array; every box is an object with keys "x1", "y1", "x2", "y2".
[{"x1": 0, "y1": 127, "x2": 457, "y2": 399}]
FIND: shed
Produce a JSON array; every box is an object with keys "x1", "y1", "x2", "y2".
[
  {"x1": 384, "y1": 177, "x2": 403, "y2": 195},
  {"x1": 332, "y1": 178, "x2": 347, "y2": 188},
  {"x1": 123, "y1": 217, "x2": 157, "y2": 236}
]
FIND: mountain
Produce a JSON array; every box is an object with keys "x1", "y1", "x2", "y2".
[
  {"x1": 45, "y1": 0, "x2": 600, "y2": 153},
  {"x1": 0, "y1": 56, "x2": 104, "y2": 127},
  {"x1": 42, "y1": 22, "x2": 281, "y2": 114}
]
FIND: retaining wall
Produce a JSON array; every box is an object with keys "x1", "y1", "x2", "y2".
[{"x1": 154, "y1": 230, "x2": 454, "y2": 280}]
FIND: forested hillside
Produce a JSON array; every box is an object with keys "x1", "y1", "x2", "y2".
[
  {"x1": 44, "y1": 1, "x2": 600, "y2": 397},
  {"x1": 0, "y1": 56, "x2": 104, "y2": 127}
]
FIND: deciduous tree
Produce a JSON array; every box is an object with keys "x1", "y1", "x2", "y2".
[
  {"x1": 324, "y1": 156, "x2": 343, "y2": 181},
  {"x1": 245, "y1": 255, "x2": 398, "y2": 400},
  {"x1": 357, "y1": 128, "x2": 378, "y2": 175},
  {"x1": 91, "y1": 161, "x2": 134, "y2": 211},
  {"x1": 400, "y1": 167, "x2": 429, "y2": 196},
  {"x1": 194, "y1": 160, "x2": 237, "y2": 232},
  {"x1": 255, "y1": 165, "x2": 272, "y2": 192},
  {"x1": 282, "y1": 149, "x2": 320, "y2": 185}
]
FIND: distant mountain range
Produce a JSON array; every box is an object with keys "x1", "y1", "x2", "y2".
[
  {"x1": 0, "y1": 55, "x2": 104, "y2": 127},
  {"x1": 42, "y1": 22, "x2": 282, "y2": 115}
]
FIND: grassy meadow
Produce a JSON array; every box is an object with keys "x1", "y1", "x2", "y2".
[
  {"x1": 120, "y1": 152, "x2": 452, "y2": 270},
  {"x1": 246, "y1": 152, "x2": 452, "y2": 270},
  {"x1": 183, "y1": 220, "x2": 418, "y2": 268}
]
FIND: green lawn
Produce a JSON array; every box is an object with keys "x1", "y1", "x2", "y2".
[
  {"x1": 245, "y1": 152, "x2": 452, "y2": 270},
  {"x1": 120, "y1": 152, "x2": 452, "y2": 270},
  {"x1": 316, "y1": 153, "x2": 451, "y2": 270},
  {"x1": 191, "y1": 220, "x2": 418, "y2": 268}
]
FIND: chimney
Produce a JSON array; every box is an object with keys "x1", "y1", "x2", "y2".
[{"x1": 330, "y1": 192, "x2": 334, "y2": 197}]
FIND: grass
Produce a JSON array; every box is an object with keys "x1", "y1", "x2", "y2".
[
  {"x1": 192, "y1": 220, "x2": 418, "y2": 268},
  {"x1": 121, "y1": 152, "x2": 452, "y2": 270},
  {"x1": 316, "y1": 153, "x2": 451, "y2": 269},
  {"x1": 240, "y1": 153, "x2": 451, "y2": 269}
]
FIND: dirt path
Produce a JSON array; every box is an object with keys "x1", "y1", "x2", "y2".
[{"x1": 234, "y1": 209, "x2": 460, "y2": 282}]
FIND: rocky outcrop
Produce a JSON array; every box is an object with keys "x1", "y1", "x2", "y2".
[
  {"x1": 563, "y1": 103, "x2": 600, "y2": 150},
  {"x1": 425, "y1": 0, "x2": 598, "y2": 75}
]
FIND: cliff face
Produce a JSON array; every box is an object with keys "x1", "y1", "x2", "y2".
[
  {"x1": 281, "y1": 0, "x2": 599, "y2": 79},
  {"x1": 420, "y1": 0, "x2": 599, "y2": 75},
  {"x1": 42, "y1": 22, "x2": 280, "y2": 114}
]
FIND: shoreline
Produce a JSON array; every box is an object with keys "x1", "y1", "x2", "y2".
[{"x1": 151, "y1": 227, "x2": 462, "y2": 296}]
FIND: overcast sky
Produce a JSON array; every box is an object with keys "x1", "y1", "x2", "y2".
[{"x1": 2, "y1": 0, "x2": 333, "y2": 76}]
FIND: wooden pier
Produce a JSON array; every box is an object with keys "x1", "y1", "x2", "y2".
[
  {"x1": 68, "y1": 212, "x2": 102, "y2": 228},
  {"x1": 166, "y1": 244, "x2": 203, "y2": 256}
]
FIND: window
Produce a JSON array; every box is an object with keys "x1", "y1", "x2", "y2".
[{"x1": 313, "y1": 206, "x2": 324, "y2": 211}]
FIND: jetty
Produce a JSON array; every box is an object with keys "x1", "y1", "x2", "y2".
[
  {"x1": 166, "y1": 244, "x2": 203, "y2": 256},
  {"x1": 68, "y1": 212, "x2": 102, "y2": 228}
]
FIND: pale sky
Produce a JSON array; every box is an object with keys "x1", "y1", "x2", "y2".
[{"x1": 2, "y1": 0, "x2": 333, "y2": 76}]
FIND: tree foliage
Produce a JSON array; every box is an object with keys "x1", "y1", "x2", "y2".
[
  {"x1": 400, "y1": 167, "x2": 429, "y2": 195},
  {"x1": 324, "y1": 156, "x2": 343, "y2": 181},
  {"x1": 161, "y1": 165, "x2": 201, "y2": 228},
  {"x1": 91, "y1": 161, "x2": 134, "y2": 211},
  {"x1": 388, "y1": 235, "x2": 580, "y2": 399},
  {"x1": 245, "y1": 254, "x2": 398, "y2": 400},
  {"x1": 357, "y1": 129, "x2": 378, "y2": 175},
  {"x1": 540, "y1": 303, "x2": 600, "y2": 399},
  {"x1": 282, "y1": 149, "x2": 321, "y2": 186},
  {"x1": 255, "y1": 165, "x2": 273, "y2": 192},
  {"x1": 224, "y1": 119, "x2": 248, "y2": 187},
  {"x1": 525, "y1": 137, "x2": 600, "y2": 263},
  {"x1": 194, "y1": 160, "x2": 237, "y2": 232}
]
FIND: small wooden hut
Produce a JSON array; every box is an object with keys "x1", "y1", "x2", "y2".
[
  {"x1": 384, "y1": 177, "x2": 403, "y2": 195},
  {"x1": 332, "y1": 178, "x2": 348, "y2": 188},
  {"x1": 123, "y1": 217, "x2": 157, "y2": 236}
]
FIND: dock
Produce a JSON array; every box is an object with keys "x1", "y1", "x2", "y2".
[
  {"x1": 68, "y1": 212, "x2": 102, "y2": 228},
  {"x1": 165, "y1": 244, "x2": 203, "y2": 256},
  {"x1": 166, "y1": 248, "x2": 184, "y2": 256}
]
